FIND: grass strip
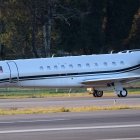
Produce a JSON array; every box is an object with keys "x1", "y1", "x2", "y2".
[
  {"x1": 0, "y1": 105, "x2": 140, "y2": 115},
  {"x1": 0, "y1": 92, "x2": 88, "y2": 99},
  {"x1": 0, "y1": 90, "x2": 140, "y2": 99},
  {"x1": 0, "y1": 88, "x2": 139, "y2": 99}
]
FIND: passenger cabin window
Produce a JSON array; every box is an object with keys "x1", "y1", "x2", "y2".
[
  {"x1": 61, "y1": 65, "x2": 65, "y2": 69},
  {"x1": 47, "y1": 66, "x2": 51, "y2": 70},
  {"x1": 104, "y1": 62, "x2": 107, "y2": 66},
  {"x1": 77, "y1": 64, "x2": 81, "y2": 68},
  {"x1": 54, "y1": 65, "x2": 58, "y2": 69},
  {"x1": 40, "y1": 66, "x2": 44, "y2": 70},
  {"x1": 94, "y1": 63, "x2": 98, "y2": 66},
  {"x1": 120, "y1": 61, "x2": 124, "y2": 65},
  {"x1": 0, "y1": 66, "x2": 3, "y2": 73},
  {"x1": 86, "y1": 63, "x2": 90, "y2": 67},
  {"x1": 69, "y1": 64, "x2": 73, "y2": 69},
  {"x1": 112, "y1": 62, "x2": 116, "y2": 66}
]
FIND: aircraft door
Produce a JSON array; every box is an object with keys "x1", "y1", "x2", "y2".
[{"x1": 7, "y1": 61, "x2": 19, "y2": 83}]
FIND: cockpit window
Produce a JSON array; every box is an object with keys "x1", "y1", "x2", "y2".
[{"x1": 0, "y1": 66, "x2": 3, "y2": 73}]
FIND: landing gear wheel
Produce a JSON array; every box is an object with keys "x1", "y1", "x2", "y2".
[
  {"x1": 97, "y1": 91, "x2": 103, "y2": 97},
  {"x1": 93, "y1": 90, "x2": 103, "y2": 97},
  {"x1": 117, "y1": 94, "x2": 121, "y2": 97},
  {"x1": 117, "y1": 88, "x2": 128, "y2": 97},
  {"x1": 93, "y1": 90, "x2": 97, "y2": 97},
  {"x1": 93, "y1": 93, "x2": 97, "y2": 97}
]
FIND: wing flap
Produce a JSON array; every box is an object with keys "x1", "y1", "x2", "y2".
[{"x1": 81, "y1": 75, "x2": 140, "y2": 85}]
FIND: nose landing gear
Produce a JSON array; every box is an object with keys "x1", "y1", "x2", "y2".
[
  {"x1": 113, "y1": 82, "x2": 128, "y2": 97},
  {"x1": 117, "y1": 88, "x2": 128, "y2": 97}
]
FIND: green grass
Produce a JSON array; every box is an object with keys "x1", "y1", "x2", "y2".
[
  {"x1": 0, "y1": 87, "x2": 139, "y2": 99},
  {"x1": 0, "y1": 88, "x2": 88, "y2": 98},
  {"x1": 0, "y1": 87, "x2": 139, "y2": 115}
]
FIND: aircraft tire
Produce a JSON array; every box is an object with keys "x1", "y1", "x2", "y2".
[
  {"x1": 117, "y1": 94, "x2": 121, "y2": 97},
  {"x1": 117, "y1": 88, "x2": 128, "y2": 97},
  {"x1": 93, "y1": 90, "x2": 103, "y2": 97},
  {"x1": 93, "y1": 91, "x2": 97, "y2": 97},
  {"x1": 96, "y1": 91, "x2": 103, "y2": 97}
]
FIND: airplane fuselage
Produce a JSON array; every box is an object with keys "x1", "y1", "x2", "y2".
[{"x1": 0, "y1": 50, "x2": 139, "y2": 91}]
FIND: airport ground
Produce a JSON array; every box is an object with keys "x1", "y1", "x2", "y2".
[
  {"x1": 0, "y1": 88, "x2": 140, "y2": 139},
  {"x1": 0, "y1": 110, "x2": 140, "y2": 140},
  {"x1": 0, "y1": 94, "x2": 140, "y2": 115},
  {"x1": 0, "y1": 87, "x2": 139, "y2": 98}
]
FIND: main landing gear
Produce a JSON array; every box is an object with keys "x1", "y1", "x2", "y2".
[
  {"x1": 87, "y1": 88, "x2": 104, "y2": 97},
  {"x1": 87, "y1": 82, "x2": 128, "y2": 98},
  {"x1": 90, "y1": 88, "x2": 127, "y2": 98},
  {"x1": 92, "y1": 90, "x2": 104, "y2": 97}
]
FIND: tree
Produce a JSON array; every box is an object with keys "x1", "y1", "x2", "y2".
[
  {"x1": 126, "y1": 8, "x2": 140, "y2": 49},
  {"x1": 59, "y1": 0, "x2": 106, "y2": 54},
  {"x1": 0, "y1": 0, "x2": 140, "y2": 59},
  {"x1": 105, "y1": 0, "x2": 139, "y2": 52},
  {"x1": 0, "y1": 0, "x2": 33, "y2": 59}
]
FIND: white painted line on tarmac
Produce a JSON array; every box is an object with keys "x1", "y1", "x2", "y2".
[
  {"x1": 0, "y1": 124, "x2": 140, "y2": 134},
  {"x1": 100, "y1": 138, "x2": 140, "y2": 140},
  {"x1": 0, "y1": 119, "x2": 69, "y2": 124}
]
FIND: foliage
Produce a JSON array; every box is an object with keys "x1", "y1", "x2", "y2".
[
  {"x1": 126, "y1": 8, "x2": 140, "y2": 49},
  {"x1": 0, "y1": 0, "x2": 140, "y2": 59}
]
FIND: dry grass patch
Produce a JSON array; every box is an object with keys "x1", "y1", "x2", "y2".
[
  {"x1": 0, "y1": 105, "x2": 140, "y2": 115},
  {"x1": 69, "y1": 105, "x2": 135, "y2": 112}
]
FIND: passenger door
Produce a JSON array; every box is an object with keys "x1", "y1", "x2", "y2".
[{"x1": 7, "y1": 61, "x2": 19, "y2": 83}]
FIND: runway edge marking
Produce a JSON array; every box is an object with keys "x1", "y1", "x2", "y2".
[{"x1": 0, "y1": 124, "x2": 140, "y2": 134}]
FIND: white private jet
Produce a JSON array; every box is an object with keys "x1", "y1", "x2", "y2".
[{"x1": 0, "y1": 49, "x2": 139, "y2": 97}]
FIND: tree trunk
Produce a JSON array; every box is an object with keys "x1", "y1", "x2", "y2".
[
  {"x1": 43, "y1": 0, "x2": 52, "y2": 57},
  {"x1": 31, "y1": 2, "x2": 39, "y2": 58},
  {"x1": 43, "y1": 24, "x2": 47, "y2": 57}
]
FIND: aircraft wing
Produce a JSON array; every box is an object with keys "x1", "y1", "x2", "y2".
[{"x1": 81, "y1": 75, "x2": 140, "y2": 85}]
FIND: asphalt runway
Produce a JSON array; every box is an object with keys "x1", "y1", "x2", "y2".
[
  {"x1": 0, "y1": 110, "x2": 140, "y2": 140},
  {"x1": 0, "y1": 95, "x2": 140, "y2": 109}
]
